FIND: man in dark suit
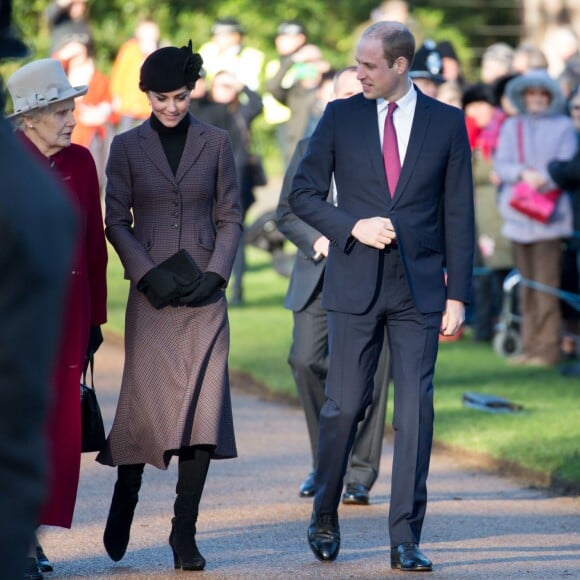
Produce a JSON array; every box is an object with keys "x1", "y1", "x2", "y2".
[
  {"x1": 277, "y1": 66, "x2": 391, "y2": 506},
  {"x1": 0, "y1": 2, "x2": 77, "y2": 577},
  {"x1": 289, "y1": 21, "x2": 474, "y2": 571}
]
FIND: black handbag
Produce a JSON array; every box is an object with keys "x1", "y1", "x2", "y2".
[{"x1": 80, "y1": 353, "x2": 106, "y2": 453}]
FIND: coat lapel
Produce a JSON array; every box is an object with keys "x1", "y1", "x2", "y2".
[
  {"x1": 392, "y1": 91, "x2": 432, "y2": 203},
  {"x1": 175, "y1": 118, "x2": 206, "y2": 183},
  {"x1": 361, "y1": 97, "x2": 389, "y2": 193},
  {"x1": 139, "y1": 121, "x2": 176, "y2": 184},
  {"x1": 139, "y1": 115, "x2": 207, "y2": 185}
]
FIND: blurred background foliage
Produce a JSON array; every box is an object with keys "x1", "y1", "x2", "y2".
[
  {"x1": 5, "y1": 1, "x2": 520, "y2": 170},
  {"x1": 11, "y1": 0, "x2": 520, "y2": 80}
]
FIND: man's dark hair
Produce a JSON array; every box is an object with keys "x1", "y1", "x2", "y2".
[{"x1": 362, "y1": 21, "x2": 415, "y2": 68}]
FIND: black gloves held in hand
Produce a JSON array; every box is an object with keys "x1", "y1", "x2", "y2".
[
  {"x1": 138, "y1": 267, "x2": 224, "y2": 309},
  {"x1": 138, "y1": 267, "x2": 184, "y2": 309},
  {"x1": 178, "y1": 272, "x2": 225, "y2": 306}
]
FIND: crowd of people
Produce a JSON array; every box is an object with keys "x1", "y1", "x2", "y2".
[
  {"x1": 2, "y1": 0, "x2": 580, "y2": 577},
  {"x1": 34, "y1": 1, "x2": 580, "y2": 355}
]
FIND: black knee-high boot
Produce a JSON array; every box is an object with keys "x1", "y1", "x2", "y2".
[
  {"x1": 103, "y1": 463, "x2": 145, "y2": 561},
  {"x1": 169, "y1": 446, "x2": 211, "y2": 571}
]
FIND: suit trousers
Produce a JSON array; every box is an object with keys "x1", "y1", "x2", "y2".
[
  {"x1": 289, "y1": 283, "x2": 390, "y2": 489},
  {"x1": 314, "y1": 246, "x2": 441, "y2": 547}
]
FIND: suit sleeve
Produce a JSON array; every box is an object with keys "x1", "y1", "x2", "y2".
[
  {"x1": 549, "y1": 151, "x2": 580, "y2": 191},
  {"x1": 276, "y1": 139, "x2": 322, "y2": 257},
  {"x1": 443, "y1": 108, "x2": 475, "y2": 304},
  {"x1": 205, "y1": 132, "x2": 243, "y2": 281},
  {"x1": 105, "y1": 135, "x2": 157, "y2": 284},
  {"x1": 289, "y1": 102, "x2": 358, "y2": 251}
]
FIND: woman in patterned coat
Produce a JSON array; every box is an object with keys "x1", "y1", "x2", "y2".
[{"x1": 96, "y1": 42, "x2": 242, "y2": 571}]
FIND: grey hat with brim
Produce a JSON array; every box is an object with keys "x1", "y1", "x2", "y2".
[
  {"x1": 506, "y1": 70, "x2": 565, "y2": 115},
  {"x1": 6, "y1": 58, "x2": 87, "y2": 118}
]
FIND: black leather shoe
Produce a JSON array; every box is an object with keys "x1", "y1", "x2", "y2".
[
  {"x1": 307, "y1": 511, "x2": 340, "y2": 562},
  {"x1": 299, "y1": 472, "x2": 315, "y2": 497},
  {"x1": 36, "y1": 544, "x2": 53, "y2": 572},
  {"x1": 342, "y1": 482, "x2": 370, "y2": 505},
  {"x1": 24, "y1": 557, "x2": 43, "y2": 580},
  {"x1": 390, "y1": 542, "x2": 433, "y2": 572}
]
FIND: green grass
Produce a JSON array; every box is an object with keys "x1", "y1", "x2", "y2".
[
  {"x1": 433, "y1": 340, "x2": 580, "y2": 486},
  {"x1": 104, "y1": 243, "x2": 130, "y2": 332},
  {"x1": 105, "y1": 245, "x2": 580, "y2": 491}
]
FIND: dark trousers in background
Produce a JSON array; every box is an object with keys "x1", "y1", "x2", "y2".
[
  {"x1": 560, "y1": 243, "x2": 580, "y2": 341},
  {"x1": 290, "y1": 286, "x2": 390, "y2": 489},
  {"x1": 472, "y1": 268, "x2": 511, "y2": 341}
]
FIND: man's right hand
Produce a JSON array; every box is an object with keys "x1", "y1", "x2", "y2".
[
  {"x1": 351, "y1": 217, "x2": 396, "y2": 249},
  {"x1": 312, "y1": 236, "x2": 330, "y2": 259}
]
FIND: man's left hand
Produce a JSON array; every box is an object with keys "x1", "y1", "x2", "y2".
[{"x1": 440, "y1": 299, "x2": 465, "y2": 336}]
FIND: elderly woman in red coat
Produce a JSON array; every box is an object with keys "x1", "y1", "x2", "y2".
[{"x1": 6, "y1": 59, "x2": 108, "y2": 580}]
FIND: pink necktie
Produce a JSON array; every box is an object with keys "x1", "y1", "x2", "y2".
[{"x1": 383, "y1": 101, "x2": 400, "y2": 198}]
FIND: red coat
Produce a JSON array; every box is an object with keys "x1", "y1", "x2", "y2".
[{"x1": 21, "y1": 135, "x2": 107, "y2": 527}]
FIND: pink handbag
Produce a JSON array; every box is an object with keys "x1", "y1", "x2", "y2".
[
  {"x1": 509, "y1": 181, "x2": 561, "y2": 224},
  {"x1": 509, "y1": 120, "x2": 561, "y2": 223}
]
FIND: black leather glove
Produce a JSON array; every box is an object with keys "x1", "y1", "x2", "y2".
[
  {"x1": 178, "y1": 272, "x2": 225, "y2": 306},
  {"x1": 87, "y1": 325, "x2": 103, "y2": 357},
  {"x1": 137, "y1": 267, "x2": 182, "y2": 309}
]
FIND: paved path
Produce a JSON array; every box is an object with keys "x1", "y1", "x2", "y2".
[{"x1": 38, "y1": 340, "x2": 580, "y2": 579}]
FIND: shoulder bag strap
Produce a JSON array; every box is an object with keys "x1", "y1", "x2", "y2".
[
  {"x1": 82, "y1": 353, "x2": 95, "y2": 390},
  {"x1": 517, "y1": 118, "x2": 524, "y2": 164}
]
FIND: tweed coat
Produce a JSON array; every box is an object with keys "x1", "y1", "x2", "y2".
[{"x1": 97, "y1": 114, "x2": 242, "y2": 469}]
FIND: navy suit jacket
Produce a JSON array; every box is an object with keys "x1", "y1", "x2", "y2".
[
  {"x1": 277, "y1": 138, "x2": 327, "y2": 312},
  {"x1": 289, "y1": 89, "x2": 474, "y2": 315}
]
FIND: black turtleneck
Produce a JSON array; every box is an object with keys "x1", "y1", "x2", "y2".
[{"x1": 150, "y1": 113, "x2": 190, "y2": 176}]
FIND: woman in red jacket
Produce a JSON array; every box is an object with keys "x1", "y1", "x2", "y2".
[
  {"x1": 6, "y1": 58, "x2": 108, "y2": 580},
  {"x1": 54, "y1": 32, "x2": 117, "y2": 191}
]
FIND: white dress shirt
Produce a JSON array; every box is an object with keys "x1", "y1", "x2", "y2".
[{"x1": 377, "y1": 82, "x2": 417, "y2": 166}]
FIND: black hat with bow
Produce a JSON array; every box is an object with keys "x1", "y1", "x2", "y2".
[{"x1": 140, "y1": 40, "x2": 203, "y2": 93}]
